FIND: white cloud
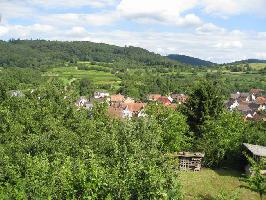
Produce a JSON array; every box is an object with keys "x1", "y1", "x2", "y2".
[
  {"x1": 0, "y1": 26, "x2": 9, "y2": 36},
  {"x1": 201, "y1": 0, "x2": 266, "y2": 18},
  {"x1": 34, "y1": 0, "x2": 117, "y2": 8},
  {"x1": 0, "y1": 1, "x2": 35, "y2": 19},
  {"x1": 117, "y1": 0, "x2": 202, "y2": 27},
  {"x1": 1, "y1": 24, "x2": 55, "y2": 38},
  {"x1": 214, "y1": 41, "x2": 243, "y2": 49},
  {"x1": 196, "y1": 23, "x2": 226, "y2": 34},
  {"x1": 255, "y1": 52, "x2": 266, "y2": 59},
  {"x1": 40, "y1": 12, "x2": 119, "y2": 27}
]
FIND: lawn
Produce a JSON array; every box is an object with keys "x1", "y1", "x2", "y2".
[{"x1": 179, "y1": 168, "x2": 261, "y2": 200}]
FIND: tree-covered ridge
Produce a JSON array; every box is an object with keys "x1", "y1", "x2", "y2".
[
  {"x1": 167, "y1": 54, "x2": 215, "y2": 66},
  {"x1": 229, "y1": 59, "x2": 266, "y2": 65},
  {"x1": 0, "y1": 40, "x2": 180, "y2": 68}
]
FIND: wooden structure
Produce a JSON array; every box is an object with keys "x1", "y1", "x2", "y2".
[
  {"x1": 177, "y1": 152, "x2": 205, "y2": 172},
  {"x1": 243, "y1": 143, "x2": 266, "y2": 162},
  {"x1": 243, "y1": 143, "x2": 266, "y2": 175}
]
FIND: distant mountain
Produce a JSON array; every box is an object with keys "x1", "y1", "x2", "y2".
[
  {"x1": 167, "y1": 54, "x2": 215, "y2": 66},
  {"x1": 230, "y1": 59, "x2": 266, "y2": 64}
]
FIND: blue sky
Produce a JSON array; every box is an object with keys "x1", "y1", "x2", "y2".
[{"x1": 1, "y1": 0, "x2": 266, "y2": 63}]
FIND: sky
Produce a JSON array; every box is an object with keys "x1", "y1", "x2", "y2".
[{"x1": 0, "y1": 0, "x2": 266, "y2": 63}]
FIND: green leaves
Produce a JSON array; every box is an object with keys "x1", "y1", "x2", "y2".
[
  {"x1": 241, "y1": 155, "x2": 266, "y2": 200},
  {"x1": 0, "y1": 84, "x2": 182, "y2": 199},
  {"x1": 183, "y1": 80, "x2": 224, "y2": 136}
]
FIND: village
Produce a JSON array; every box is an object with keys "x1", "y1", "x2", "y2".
[
  {"x1": 75, "y1": 88, "x2": 266, "y2": 122},
  {"x1": 74, "y1": 88, "x2": 266, "y2": 175}
]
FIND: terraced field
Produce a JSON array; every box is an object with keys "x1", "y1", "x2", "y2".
[{"x1": 43, "y1": 65, "x2": 121, "y2": 91}]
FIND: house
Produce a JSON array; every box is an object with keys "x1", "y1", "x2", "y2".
[
  {"x1": 237, "y1": 101, "x2": 257, "y2": 117},
  {"x1": 243, "y1": 143, "x2": 266, "y2": 175},
  {"x1": 147, "y1": 94, "x2": 161, "y2": 101},
  {"x1": 94, "y1": 91, "x2": 110, "y2": 99},
  {"x1": 256, "y1": 96, "x2": 266, "y2": 111},
  {"x1": 157, "y1": 96, "x2": 172, "y2": 106},
  {"x1": 230, "y1": 92, "x2": 240, "y2": 100},
  {"x1": 124, "y1": 97, "x2": 135, "y2": 104},
  {"x1": 250, "y1": 89, "x2": 264, "y2": 97},
  {"x1": 75, "y1": 96, "x2": 89, "y2": 107},
  {"x1": 239, "y1": 93, "x2": 251, "y2": 102},
  {"x1": 75, "y1": 96, "x2": 94, "y2": 110},
  {"x1": 171, "y1": 93, "x2": 188, "y2": 104},
  {"x1": 168, "y1": 96, "x2": 173, "y2": 103},
  {"x1": 110, "y1": 94, "x2": 125, "y2": 104},
  {"x1": 8, "y1": 90, "x2": 24, "y2": 97},
  {"x1": 108, "y1": 103, "x2": 146, "y2": 119},
  {"x1": 121, "y1": 103, "x2": 146, "y2": 118},
  {"x1": 226, "y1": 99, "x2": 239, "y2": 111},
  {"x1": 247, "y1": 113, "x2": 266, "y2": 122}
]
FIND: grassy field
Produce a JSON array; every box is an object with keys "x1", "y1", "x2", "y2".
[
  {"x1": 235, "y1": 63, "x2": 266, "y2": 70},
  {"x1": 43, "y1": 66, "x2": 121, "y2": 91},
  {"x1": 250, "y1": 63, "x2": 266, "y2": 70},
  {"x1": 180, "y1": 169, "x2": 261, "y2": 200}
]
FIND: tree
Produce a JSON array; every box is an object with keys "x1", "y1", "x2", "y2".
[
  {"x1": 183, "y1": 80, "x2": 224, "y2": 137},
  {"x1": 79, "y1": 78, "x2": 94, "y2": 97},
  {"x1": 145, "y1": 103, "x2": 191, "y2": 152},
  {"x1": 197, "y1": 111, "x2": 245, "y2": 167}
]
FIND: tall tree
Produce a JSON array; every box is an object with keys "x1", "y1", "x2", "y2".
[{"x1": 183, "y1": 80, "x2": 224, "y2": 137}]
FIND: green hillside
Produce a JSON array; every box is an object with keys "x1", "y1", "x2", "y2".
[
  {"x1": 167, "y1": 54, "x2": 215, "y2": 66},
  {"x1": 0, "y1": 39, "x2": 180, "y2": 68}
]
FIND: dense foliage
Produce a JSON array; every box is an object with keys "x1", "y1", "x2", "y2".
[
  {"x1": 0, "y1": 83, "x2": 182, "y2": 199},
  {"x1": 0, "y1": 40, "x2": 178, "y2": 68},
  {"x1": 183, "y1": 80, "x2": 224, "y2": 136},
  {"x1": 167, "y1": 54, "x2": 215, "y2": 66}
]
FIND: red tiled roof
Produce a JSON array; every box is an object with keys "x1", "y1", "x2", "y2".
[
  {"x1": 148, "y1": 94, "x2": 161, "y2": 101},
  {"x1": 122, "y1": 103, "x2": 146, "y2": 112},
  {"x1": 250, "y1": 89, "x2": 264, "y2": 94},
  {"x1": 110, "y1": 94, "x2": 125, "y2": 102},
  {"x1": 256, "y1": 96, "x2": 266, "y2": 105},
  {"x1": 157, "y1": 96, "x2": 171, "y2": 105}
]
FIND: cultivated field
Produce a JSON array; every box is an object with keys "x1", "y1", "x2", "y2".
[{"x1": 43, "y1": 64, "x2": 121, "y2": 91}]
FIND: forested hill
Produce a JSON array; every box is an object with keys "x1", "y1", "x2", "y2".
[
  {"x1": 0, "y1": 39, "x2": 180, "y2": 68},
  {"x1": 229, "y1": 59, "x2": 266, "y2": 64},
  {"x1": 167, "y1": 54, "x2": 215, "y2": 66}
]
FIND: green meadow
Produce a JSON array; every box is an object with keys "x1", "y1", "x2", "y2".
[{"x1": 180, "y1": 169, "x2": 260, "y2": 200}]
